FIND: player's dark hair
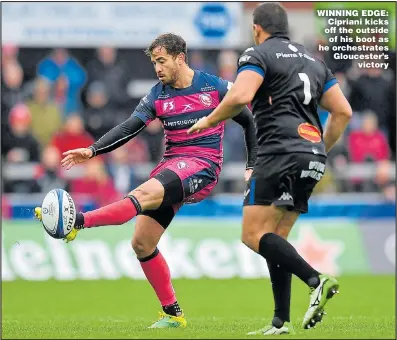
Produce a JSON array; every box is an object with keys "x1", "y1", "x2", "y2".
[
  {"x1": 253, "y1": 2, "x2": 289, "y2": 36},
  {"x1": 145, "y1": 33, "x2": 188, "y2": 63}
]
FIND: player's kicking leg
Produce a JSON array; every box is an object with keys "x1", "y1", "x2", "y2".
[
  {"x1": 34, "y1": 171, "x2": 173, "y2": 242},
  {"x1": 132, "y1": 210, "x2": 187, "y2": 329},
  {"x1": 35, "y1": 157, "x2": 218, "y2": 328}
]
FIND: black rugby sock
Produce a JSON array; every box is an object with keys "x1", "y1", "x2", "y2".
[
  {"x1": 74, "y1": 212, "x2": 85, "y2": 229},
  {"x1": 267, "y1": 261, "x2": 291, "y2": 323},
  {"x1": 259, "y1": 233, "x2": 320, "y2": 288},
  {"x1": 163, "y1": 301, "x2": 182, "y2": 317}
]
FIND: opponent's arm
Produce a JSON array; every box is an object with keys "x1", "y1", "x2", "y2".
[
  {"x1": 320, "y1": 84, "x2": 352, "y2": 153},
  {"x1": 188, "y1": 70, "x2": 263, "y2": 133},
  {"x1": 232, "y1": 106, "x2": 258, "y2": 170},
  {"x1": 88, "y1": 116, "x2": 146, "y2": 157}
]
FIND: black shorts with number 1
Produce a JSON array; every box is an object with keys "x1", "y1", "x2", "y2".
[{"x1": 243, "y1": 153, "x2": 327, "y2": 214}]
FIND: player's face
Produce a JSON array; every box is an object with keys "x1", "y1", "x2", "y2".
[{"x1": 150, "y1": 46, "x2": 182, "y2": 85}]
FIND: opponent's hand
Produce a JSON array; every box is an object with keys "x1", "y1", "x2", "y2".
[
  {"x1": 61, "y1": 148, "x2": 93, "y2": 170},
  {"x1": 244, "y1": 169, "x2": 253, "y2": 182},
  {"x1": 187, "y1": 117, "x2": 215, "y2": 134}
]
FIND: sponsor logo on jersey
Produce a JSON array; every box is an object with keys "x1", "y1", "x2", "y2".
[
  {"x1": 238, "y1": 55, "x2": 251, "y2": 65},
  {"x1": 163, "y1": 118, "x2": 200, "y2": 128},
  {"x1": 163, "y1": 100, "x2": 176, "y2": 113},
  {"x1": 298, "y1": 123, "x2": 321, "y2": 143},
  {"x1": 300, "y1": 161, "x2": 325, "y2": 181},
  {"x1": 201, "y1": 86, "x2": 216, "y2": 92},
  {"x1": 199, "y1": 93, "x2": 213, "y2": 107},
  {"x1": 182, "y1": 104, "x2": 194, "y2": 112}
]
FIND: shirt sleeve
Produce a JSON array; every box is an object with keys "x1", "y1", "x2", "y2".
[
  {"x1": 131, "y1": 89, "x2": 157, "y2": 126},
  {"x1": 237, "y1": 47, "x2": 266, "y2": 78},
  {"x1": 217, "y1": 77, "x2": 234, "y2": 100},
  {"x1": 322, "y1": 67, "x2": 338, "y2": 94}
]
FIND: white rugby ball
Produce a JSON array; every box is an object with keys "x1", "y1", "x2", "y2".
[{"x1": 41, "y1": 189, "x2": 76, "y2": 239}]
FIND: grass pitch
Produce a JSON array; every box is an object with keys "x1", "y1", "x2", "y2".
[{"x1": 2, "y1": 275, "x2": 395, "y2": 339}]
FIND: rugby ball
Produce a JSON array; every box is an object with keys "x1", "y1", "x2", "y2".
[{"x1": 41, "y1": 189, "x2": 76, "y2": 239}]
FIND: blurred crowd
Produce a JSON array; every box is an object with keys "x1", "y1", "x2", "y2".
[{"x1": 1, "y1": 43, "x2": 396, "y2": 203}]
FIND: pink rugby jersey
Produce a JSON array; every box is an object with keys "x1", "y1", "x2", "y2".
[{"x1": 132, "y1": 70, "x2": 232, "y2": 168}]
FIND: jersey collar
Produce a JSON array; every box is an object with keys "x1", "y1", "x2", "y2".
[{"x1": 267, "y1": 34, "x2": 290, "y2": 41}]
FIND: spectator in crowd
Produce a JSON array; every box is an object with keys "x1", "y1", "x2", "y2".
[
  {"x1": 123, "y1": 136, "x2": 150, "y2": 164},
  {"x1": 2, "y1": 107, "x2": 42, "y2": 193},
  {"x1": 327, "y1": 134, "x2": 350, "y2": 170},
  {"x1": 375, "y1": 160, "x2": 395, "y2": 201},
  {"x1": 223, "y1": 121, "x2": 246, "y2": 164},
  {"x1": 38, "y1": 48, "x2": 86, "y2": 117},
  {"x1": 348, "y1": 111, "x2": 391, "y2": 192},
  {"x1": 189, "y1": 50, "x2": 217, "y2": 75},
  {"x1": 51, "y1": 114, "x2": 94, "y2": 157},
  {"x1": 83, "y1": 81, "x2": 122, "y2": 140},
  {"x1": 70, "y1": 158, "x2": 121, "y2": 207},
  {"x1": 2, "y1": 104, "x2": 40, "y2": 163},
  {"x1": 106, "y1": 145, "x2": 141, "y2": 194},
  {"x1": 326, "y1": 134, "x2": 351, "y2": 192},
  {"x1": 86, "y1": 47, "x2": 129, "y2": 107},
  {"x1": 348, "y1": 111, "x2": 390, "y2": 164},
  {"x1": 2, "y1": 60, "x2": 29, "y2": 117},
  {"x1": 217, "y1": 50, "x2": 238, "y2": 81},
  {"x1": 349, "y1": 67, "x2": 393, "y2": 132},
  {"x1": 35, "y1": 145, "x2": 69, "y2": 193},
  {"x1": 2, "y1": 43, "x2": 20, "y2": 70},
  {"x1": 140, "y1": 118, "x2": 164, "y2": 162},
  {"x1": 27, "y1": 77, "x2": 63, "y2": 149}
]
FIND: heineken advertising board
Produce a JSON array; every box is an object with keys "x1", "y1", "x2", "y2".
[{"x1": 2, "y1": 219, "x2": 395, "y2": 281}]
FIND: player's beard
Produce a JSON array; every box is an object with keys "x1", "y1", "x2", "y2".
[{"x1": 166, "y1": 66, "x2": 179, "y2": 86}]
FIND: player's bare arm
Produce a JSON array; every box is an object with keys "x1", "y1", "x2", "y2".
[
  {"x1": 61, "y1": 115, "x2": 146, "y2": 169},
  {"x1": 187, "y1": 70, "x2": 263, "y2": 133},
  {"x1": 320, "y1": 84, "x2": 353, "y2": 152}
]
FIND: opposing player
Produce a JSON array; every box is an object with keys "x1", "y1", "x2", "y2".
[
  {"x1": 189, "y1": 2, "x2": 352, "y2": 335},
  {"x1": 34, "y1": 33, "x2": 257, "y2": 329}
]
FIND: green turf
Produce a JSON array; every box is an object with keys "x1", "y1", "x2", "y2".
[{"x1": 2, "y1": 276, "x2": 395, "y2": 339}]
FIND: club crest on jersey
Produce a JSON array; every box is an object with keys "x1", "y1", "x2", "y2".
[
  {"x1": 177, "y1": 161, "x2": 189, "y2": 170},
  {"x1": 298, "y1": 123, "x2": 321, "y2": 143},
  {"x1": 199, "y1": 93, "x2": 213, "y2": 107}
]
